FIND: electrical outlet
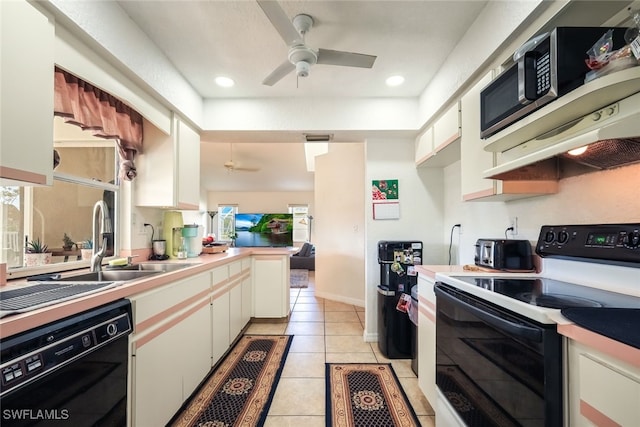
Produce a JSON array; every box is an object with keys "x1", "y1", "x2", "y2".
[{"x1": 509, "y1": 217, "x2": 518, "y2": 236}]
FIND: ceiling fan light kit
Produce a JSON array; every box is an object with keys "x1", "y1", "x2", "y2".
[{"x1": 257, "y1": 0, "x2": 377, "y2": 86}]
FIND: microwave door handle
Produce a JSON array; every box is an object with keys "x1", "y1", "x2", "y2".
[
  {"x1": 434, "y1": 285, "x2": 542, "y2": 342},
  {"x1": 517, "y1": 51, "x2": 539, "y2": 104}
]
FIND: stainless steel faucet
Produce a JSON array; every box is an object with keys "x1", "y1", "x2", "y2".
[{"x1": 91, "y1": 200, "x2": 113, "y2": 272}]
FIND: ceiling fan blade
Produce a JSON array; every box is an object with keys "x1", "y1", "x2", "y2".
[
  {"x1": 317, "y1": 48, "x2": 377, "y2": 68},
  {"x1": 262, "y1": 60, "x2": 295, "y2": 86},
  {"x1": 234, "y1": 166, "x2": 261, "y2": 172},
  {"x1": 257, "y1": 0, "x2": 302, "y2": 46}
]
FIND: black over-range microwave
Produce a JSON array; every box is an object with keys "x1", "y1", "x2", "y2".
[{"x1": 480, "y1": 27, "x2": 628, "y2": 139}]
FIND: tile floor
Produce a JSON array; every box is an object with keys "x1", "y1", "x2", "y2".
[{"x1": 245, "y1": 272, "x2": 436, "y2": 427}]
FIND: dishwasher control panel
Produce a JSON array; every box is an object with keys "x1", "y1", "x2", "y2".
[{"x1": 0, "y1": 300, "x2": 131, "y2": 398}]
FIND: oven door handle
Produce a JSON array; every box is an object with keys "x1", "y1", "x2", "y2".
[{"x1": 435, "y1": 285, "x2": 542, "y2": 342}]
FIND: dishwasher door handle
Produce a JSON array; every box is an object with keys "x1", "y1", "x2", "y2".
[{"x1": 434, "y1": 285, "x2": 542, "y2": 342}]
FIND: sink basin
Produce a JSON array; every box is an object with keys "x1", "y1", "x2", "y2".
[
  {"x1": 137, "y1": 262, "x2": 198, "y2": 272},
  {"x1": 58, "y1": 270, "x2": 162, "y2": 282}
]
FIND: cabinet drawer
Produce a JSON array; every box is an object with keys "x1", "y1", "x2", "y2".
[
  {"x1": 132, "y1": 272, "x2": 210, "y2": 325},
  {"x1": 579, "y1": 354, "x2": 640, "y2": 426}
]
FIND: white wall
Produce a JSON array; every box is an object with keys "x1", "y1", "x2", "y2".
[
  {"x1": 443, "y1": 161, "x2": 640, "y2": 265},
  {"x1": 314, "y1": 143, "x2": 366, "y2": 307},
  {"x1": 363, "y1": 138, "x2": 445, "y2": 340}
]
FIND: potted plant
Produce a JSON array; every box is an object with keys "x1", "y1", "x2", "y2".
[
  {"x1": 25, "y1": 238, "x2": 52, "y2": 266},
  {"x1": 62, "y1": 233, "x2": 76, "y2": 251},
  {"x1": 81, "y1": 238, "x2": 93, "y2": 261}
]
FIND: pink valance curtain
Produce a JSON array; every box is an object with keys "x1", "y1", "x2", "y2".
[{"x1": 53, "y1": 67, "x2": 143, "y2": 181}]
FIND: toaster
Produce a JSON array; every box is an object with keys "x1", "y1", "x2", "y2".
[{"x1": 474, "y1": 239, "x2": 533, "y2": 271}]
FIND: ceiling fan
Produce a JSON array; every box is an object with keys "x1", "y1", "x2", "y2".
[
  {"x1": 224, "y1": 144, "x2": 260, "y2": 172},
  {"x1": 257, "y1": 0, "x2": 377, "y2": 86}
]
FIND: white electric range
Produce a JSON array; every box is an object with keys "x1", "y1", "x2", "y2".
[{"x1": 433, "y1": 223, "x2": 640, "y2": 427}]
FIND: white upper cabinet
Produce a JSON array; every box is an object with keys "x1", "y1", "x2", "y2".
[
  {"x1": 460, "y1": 71, "x2": 558, "y2": 201},
  {"x1": 416, "y1": 102, "x2": 461, "y2": 168},
  {"x1": 0, "y1": 1, "x2": 54, "y2": 186},
  {"x1": 134, "y1": 114, "x2": 200, "y2": 209}
]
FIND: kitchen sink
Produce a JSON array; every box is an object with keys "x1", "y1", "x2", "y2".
[
  {"x1": 136, "y1": 262, "x2": 199, "y2": 272},
  {"x1": 57, "y1": 270, "x2": 162, "y2": 282}
]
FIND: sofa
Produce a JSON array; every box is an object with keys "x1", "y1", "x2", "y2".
[{"x1": 290, "y1": 242, "x2": 315, "y2": 271}]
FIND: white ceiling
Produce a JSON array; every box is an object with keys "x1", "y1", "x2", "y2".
[{"x1": 115, "y1": 0, "x2": 490, "y2": 192}]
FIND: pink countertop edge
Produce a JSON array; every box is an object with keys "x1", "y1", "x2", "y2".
[{"x1": 1, "y1": 247, "x2": 291, "y2": 339}]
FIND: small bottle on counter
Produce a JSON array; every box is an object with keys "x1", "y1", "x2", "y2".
[{"x1": 177, "y1": 237, "x2": 188, "y2": 259}]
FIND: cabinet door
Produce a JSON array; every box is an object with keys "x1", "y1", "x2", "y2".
[
  {"x1": 212, "y1": 291, "x2": 230, "y2": 363},
  {"x1": 0, "y1": 1, "x2": 54, "y2": 185},
  {"x1": 417, "y1": 275, "x2": 437, "y2": 406},
  {"x1": 229, "y1": 282, "x2": 243, "y2": 340},
  {"x1": 241, "y1": 274, "x2": 252, "y2": 326},
  {"x1": 416, "y1": 102, "x2": 461, "y2": 168},
  {"x1": 567, "y1": 340, "x2": 640, "y2": 426},
  {"x1": 134, "y1": 114, "x2": 200, "y2": 209},
  {"x1": 252, "y1": 255, "x2": 288, "y2": 318},
  {"x1": 461, "y1": 71, "x2": 495, "y2": 199},
  {"x1": 415, "y1": 127, "x2": 433, "y2": 165},
  {"x1": 180, "y1": 303, "x2": 213, "y2": 400}
]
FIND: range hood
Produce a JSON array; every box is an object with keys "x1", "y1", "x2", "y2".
[{"x1": 483, "y1": 70, "x2": 640, "y2": 181}]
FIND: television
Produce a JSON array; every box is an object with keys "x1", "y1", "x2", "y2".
[{"x1": 234, "y1": 213, "x2": 294, "y2": 247}]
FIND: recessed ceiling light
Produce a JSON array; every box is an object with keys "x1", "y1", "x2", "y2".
[
  {"x1": 385, "y1": 75, "x2": 405, "y2": 87},
  {"x1": 215, "y1": 76, "x2": 235, "y2": 88}
]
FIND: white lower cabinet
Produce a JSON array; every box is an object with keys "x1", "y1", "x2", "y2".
[
  {"x1": 567, "y1": 339, "x2": 640, "y2": 426},
  {"x1": 211, "y1": 291, "x2": 231, "y2": 363},
  {"x1": 130, "y1": 272, "x2": 211, "y2": 427},
  {"x1": 252, "y1": 255, "x2": 289, "y2": 318},
  {"x1": 229, "y1": 283, "x2": 243, "y2": 342},
  {"x1": 417, "y1": 274, "x2": 437, "y2": 406}
]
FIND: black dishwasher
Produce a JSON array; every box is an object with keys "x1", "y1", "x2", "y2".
[{"x1": 1, "y1": 299, "x2": 132, "y2": 426}]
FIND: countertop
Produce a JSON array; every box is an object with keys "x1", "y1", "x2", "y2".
[{"x1": 0, "y1": 247, "x2": 291, "y2": 339}]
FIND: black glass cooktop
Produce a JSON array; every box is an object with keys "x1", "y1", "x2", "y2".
[{"x1": 449, "y1": 276, "x2": 640, "y2": 309}]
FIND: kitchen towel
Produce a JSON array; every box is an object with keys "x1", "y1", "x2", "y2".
[
  {"x1": 169, "y1": 334, "x2": 293, "y2": 427},
  {"x1": 326, "y1": 363, "x2": 420, "y2": 427}
]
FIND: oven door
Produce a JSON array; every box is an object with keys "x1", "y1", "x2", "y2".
[{"x1": 434, "y1": 282, "x2": 562, "y2": 427}]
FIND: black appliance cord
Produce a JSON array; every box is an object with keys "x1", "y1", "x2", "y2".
[{"x1": 448, "y1": 224, "x2": 461, "y2": 265}]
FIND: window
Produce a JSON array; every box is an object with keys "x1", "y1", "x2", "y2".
[
  {"x1": 289, "y1": 205, "x2": 310, "y2": 242},
  {"x1": 217, "y1": 205, "x2": 238, "y2": 242},
  {"x1": 1, "y1": 140, "x2": 118, "y2": 274}
]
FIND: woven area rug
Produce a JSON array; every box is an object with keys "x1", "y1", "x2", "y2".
[
  {"x1": 290, "y1": 269, "x2": 309, "y2": 288},
  {"x1": 170, "y1": 335, "x2": 293, "y2": 427},
  {"x1": 326, "y1": 363, "x2": 420, "y2": 427}
]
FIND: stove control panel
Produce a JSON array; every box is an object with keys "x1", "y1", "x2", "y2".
[{"x1": 536, "y1": 223, "x2": 640, "y2": 265}]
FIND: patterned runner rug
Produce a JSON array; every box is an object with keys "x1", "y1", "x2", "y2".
[
  {"x1": 170, "y1": 335, "x2": 293, "y2": 427},
  {"x1": 326, "y1": 363, "x2": 421, "y2": 427}
]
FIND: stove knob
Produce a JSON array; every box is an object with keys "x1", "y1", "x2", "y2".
[
  {"x1": 623, "y1": 231, "x2": 640, "y2": 249},
  {"x1": 544, "y1": 231, "x2": 555, "y2": 243},
  {"x1": 557, "y1": 231, "x2": 569, "y2": 244}
]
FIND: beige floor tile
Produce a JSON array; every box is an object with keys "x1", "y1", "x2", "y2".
[
  {"x1": 418, "y1": 415, "x2": 436, "y2": 427},
  {"x1": 356, "y1": 311, "x2": 366, "y2": 324},
  {"x1": 288, "y1": 335, "x2": 325, "y2": 353},
  {"x1": 289, "y1": 311, "x2": 325, "y2": 322},
  {"x1": 286, "y1": 321, "x2": 325, "y2": 336},
  {"x1": 264, "y1": 416, "x2": 325, "y2": 427},
  {"x1": 268, "y1": 378, "x2": 325, "y2": 415},
  {"x1": 390, "y1": 358, "x2": 417, "y2": 378},
  {"x1": 245, "y1": 323, "x2": 287, "y2": 335},
  {"x1": 398, "y1": 376, "x2": 435, "y2": 416},
  {"x1": 291, "y1": 303, "x2": 323, "y2": 312},
  {"x1": 325, "y1": 352, "x2": 378, "y2": 363},
  {"x1": 355, "y1": 305, "x2": 365, "y2": 312},
  {"x1": 325, "y1": 335, "x2": 373, "y2": 353},
  {"x1": 296, "y1": 296, "x2": 324, "y2": 304},
  {"x1": 324, "y1": 300, "x2": 356, "y2": 312},
  {"x1": 324, "y1": 322, "x2": 363, "y2": 336},
  {"x1": 324, "y1": 311, "x2": 360, "y2": 323},
  {"x1": 281, "y1": 353, "x2": 325, "y2": 378}
]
